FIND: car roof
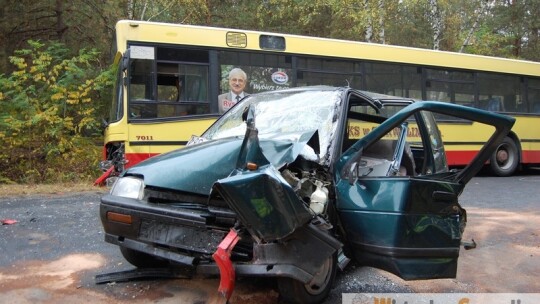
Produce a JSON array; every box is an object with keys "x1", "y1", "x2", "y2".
[
  {"x1": 261, "y1": 85, "x2": 415, "y2": 105},
  {"x1": 356, "y1": 90, "x2": 415, "y2": 105}
]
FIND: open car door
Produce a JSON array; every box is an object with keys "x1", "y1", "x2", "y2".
[{"x1": 335, "y1": 100, "x2": 514, "y2": 280}]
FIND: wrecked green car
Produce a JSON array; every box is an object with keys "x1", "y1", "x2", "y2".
[{"x1": 100, "y1": 86, "x2": 514, "y2": 303}]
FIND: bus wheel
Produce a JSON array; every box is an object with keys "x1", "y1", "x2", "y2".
[
  {"x1": 277, "y1": 253, "x2": 337, "y2": 304},
  {"x1": 490, "y1": 137, "x2": 519, "y2": 177},
  {"x1": 120, "y1": 246, "x2": 168, "y2": 268}
]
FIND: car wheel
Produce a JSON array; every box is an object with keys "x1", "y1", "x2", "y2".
[
  {"x1": 490, "y1": 137, "x2": 519, "y2": 177},
  {"x1": 277, "y1": 253, "x2": 337, "y2": 304},
  {"x1": 119, "y1": 246, "x2": 168, "y2": 268}
]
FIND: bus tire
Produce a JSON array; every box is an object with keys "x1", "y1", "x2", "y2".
[
  {"x1": 277, "y1": 253, "x2": 337, "y2": 304},
  {"x1": 120, "y1": 246, "x2": 168, "y2": 268},
  {"x1": 490, "y1": 137, "x2": 519, "y2": 177}
]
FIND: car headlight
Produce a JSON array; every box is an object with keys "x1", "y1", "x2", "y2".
[{"x1": 110, "y1": 176, "x2": 145, "y2": 200}]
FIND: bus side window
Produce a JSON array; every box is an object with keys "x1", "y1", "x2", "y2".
[
  {"x1": 529, "y1": 90, "x2": 540, "y2": 113},
  {"x1": 176, "y1": 78, "x2": 184, "y2": 101},
  {"x1": 186, "y1": 77, "x2": 200, "y2": 101},
  {"x1": 130, "y1": 59, "x2": 154, "y2": 101},
  {"x1": 487, "y1": 97, "x2": 505, "y2": 112},
  {"x1": 530, "y1": 86, "x2": 540, "y2": 113},
  {"x1": 533, "y1": 102, "x2": 540, "y2": 113},
  {"x1": 157, "y1": 76, "x2": 181, "y2": 102}
]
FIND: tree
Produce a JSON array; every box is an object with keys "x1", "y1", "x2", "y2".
[
  {"x1": 254, "y1": 0, "x2": 336, "y2": 37},
  {"x1": 388, "y1": 0, "x2": 434, "y2": 49},
  {"x1": 428, "y1": 0, "x2": 444, "y2": 49},
  {"x1": 487, "y1": 0, "x2": 540, "y2": 59},
  {"x1": 459, "y1": 0, "x2": 494, "y2": 52},
  {"x1": 363, "y1": 0, "x2": 388, "y2": 43},
  {"x1": 0, "y1": 40, "x2": 113, "y2": 183},
  {"x1": 0, "y1": 0, "x2": 119, "y2": 73},
  {"x1": 125, "y1": 0, "x2": 210, "y2": 24}
]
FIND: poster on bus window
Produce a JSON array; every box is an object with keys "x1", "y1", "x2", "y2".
[
  {"x1": 220, "y1": 65, "x2": 292, "y2": 95},
  {"x1": 218, "y1": 65, "x2": 293, "y2": 113}
]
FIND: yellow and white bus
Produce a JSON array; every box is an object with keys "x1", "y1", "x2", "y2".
[{"x1": 96, "y1": 20, "x2": 540, "y2": 184}]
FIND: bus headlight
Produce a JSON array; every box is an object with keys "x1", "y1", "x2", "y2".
[{"x1": 110, "y1": 176, "x2": 145, "y2": 200}]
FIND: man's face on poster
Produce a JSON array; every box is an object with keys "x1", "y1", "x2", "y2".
[{"x1": 229, "y1": 74, "x2": 246, "y2": 95}]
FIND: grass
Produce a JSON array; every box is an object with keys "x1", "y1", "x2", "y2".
[{"x1": 0, "y1": 182, "x2": 107, "y2": 198}]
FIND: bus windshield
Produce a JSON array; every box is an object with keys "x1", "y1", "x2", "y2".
[{"x1": 109, "y1": 56, "x2": 123, "y2": 123}]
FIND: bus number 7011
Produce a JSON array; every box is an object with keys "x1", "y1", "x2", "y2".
[{"x1": 136, "y1": 136, "x2": 154, "y2": 141}]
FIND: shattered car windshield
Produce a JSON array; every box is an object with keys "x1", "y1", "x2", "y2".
[{"x1": 203, "y1": 89, "x2": 341, "y2": 155}]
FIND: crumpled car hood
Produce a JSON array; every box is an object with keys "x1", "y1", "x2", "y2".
[{"x1": 125, "y1": 130, "x2": 320, "y2": 195}]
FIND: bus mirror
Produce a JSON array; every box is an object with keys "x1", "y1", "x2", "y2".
[{"x1": 122, "y1": 49, "x2": 130, "y2": 72}]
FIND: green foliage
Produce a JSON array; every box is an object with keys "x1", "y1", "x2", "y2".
[
  {"x1": 126, "y1": 0, "x2": 210, "y2": 24},
  {"x1": 0, "y1": 40, "x2": 114, "y2": 184},
  {"x1": 255, "y1": 0, "x2": 335, "y2": 36}
]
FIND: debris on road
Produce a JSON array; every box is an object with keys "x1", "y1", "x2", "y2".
[{"x1": 1, "y1": 219, "x2": 17, "y2": 225}]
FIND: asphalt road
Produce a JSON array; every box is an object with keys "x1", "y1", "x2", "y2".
[{"x1": 1, "y1": 169, "x2": 539, "y2": 303}]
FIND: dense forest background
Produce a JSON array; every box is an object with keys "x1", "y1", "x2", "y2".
[{"x1": 1, "y1": 0, "x2": 539, "y2": 184}]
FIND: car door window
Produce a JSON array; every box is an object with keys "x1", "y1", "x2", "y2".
[
  {"x1": 419, "y1": 110, "x2": 447, "y2": 174},
  {"x1": 357, "y1": 125, "x2": 416, "y2": 177},
  {"x1": 345, "y1": 109, "x2": 433, "y2": 178}
]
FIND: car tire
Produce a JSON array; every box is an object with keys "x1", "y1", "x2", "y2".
[
  {"x1": 119, "y1": 246, "x2": 168, "y2": 268},
  {"x1": 277, "y1": 253, "x2": 337, "y2": 304},
  {"x1": 490, "y1": 137, "x2": 519, "y2": 177}
]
